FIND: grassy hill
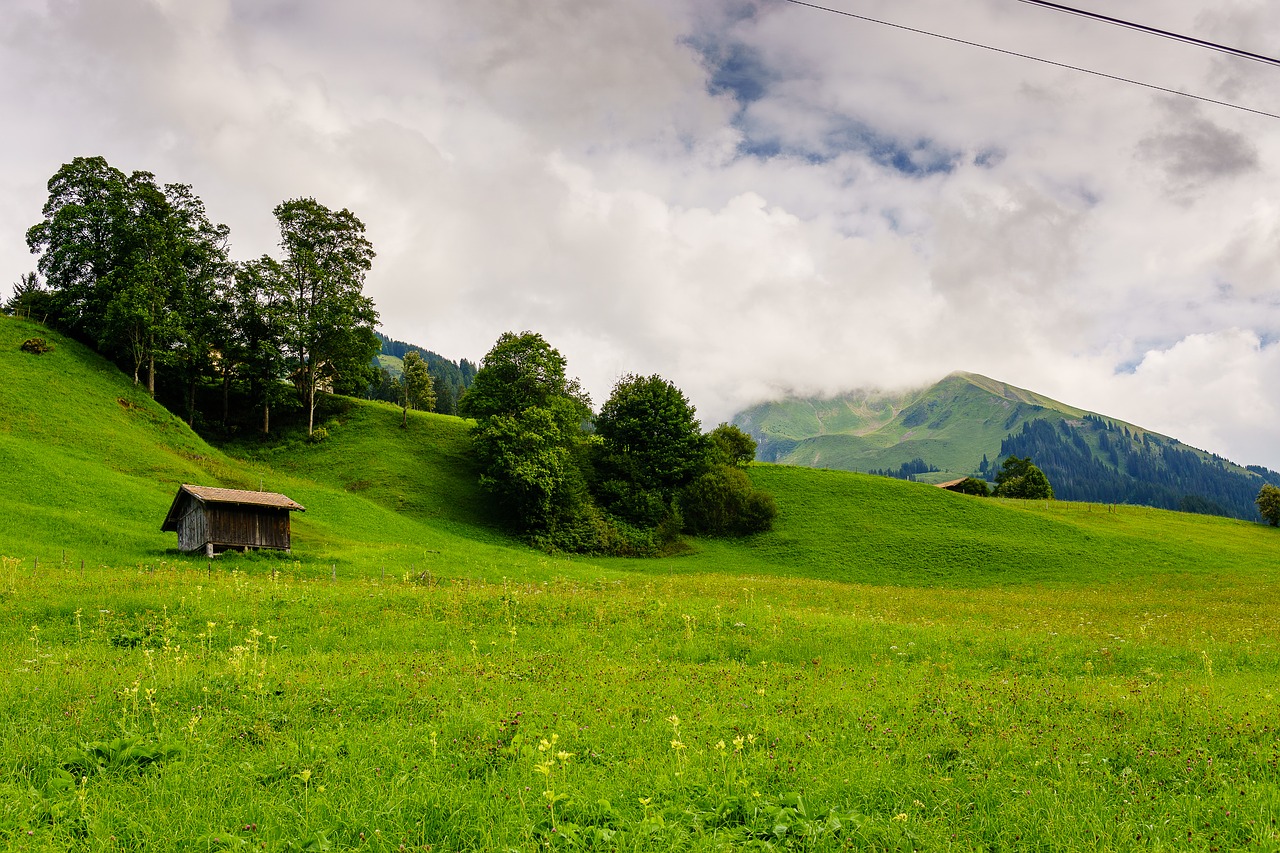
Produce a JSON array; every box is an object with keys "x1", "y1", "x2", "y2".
[
  {"x1": 2, "y1": 315, "x2": 1274, "y2": 588},
  {"x1": 0, "y1": 315, "x2": 551, "y2": 581},
  {"x1": 3, "y1": 314, "x2": 1280, "y2": 849}
]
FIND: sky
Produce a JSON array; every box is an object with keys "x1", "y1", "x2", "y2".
[{"x1": 2, "y1": 0, "x2": 1279, "y2": 469}]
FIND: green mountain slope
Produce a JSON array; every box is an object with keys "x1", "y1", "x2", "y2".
[
  {"x1": 734, "y1": 372, "x2": 1090, "y2": 476},
  {"x1": 733, "y1": 371, "x2": 1278, "y2": 520}
]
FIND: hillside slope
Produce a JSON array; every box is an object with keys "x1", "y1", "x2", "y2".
[
  {"x1": 0, "y1": 316, "x2": 521, "y2": 576},
  {"x1": 2, "y1": 315, "x2": 1276, "y2": 589},
  {"x1": 734, "y1": 371, "x2": 1278, "y2": 520}
]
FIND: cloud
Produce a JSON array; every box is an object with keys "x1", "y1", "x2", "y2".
[
  {"x1": 1097, "y1": 330, "x2": 1280, "y2": 468},
  {"x1": 2, "y1": 0, "x2": 1280, "y2": 471},
  {"x1": 1136, "y1": 105, "x2": 1260, "y2": 196}
]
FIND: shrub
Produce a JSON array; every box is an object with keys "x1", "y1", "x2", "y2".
[
  {"x1": 681, "y1": 465, "x2": 777, "y2": 536},
  {"x1": 20, "y1": 337, "x2": 53, "y2": 355},
  {"x1": 951, "y1": 477, "x2": 992, "y2": 497}
]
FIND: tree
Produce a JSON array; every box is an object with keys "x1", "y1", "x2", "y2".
[
  {"x1": 162, "y1": 182, "x2": 233, "y2": 421},
  {"x1": 400, "y1": 350, "x2": 435, "y2": 427},
  {"x1": 1258, "y1": 484, "x2": 1280, "y2": 527},
  {"x1": 950, "y1": 477, "x2": 992, "y2": 497},
  {"x1": 26, "y1": 156, "x2": 131, "y2": 341},
  {"x1": 464, "y1": 332, "x2": 593, "y2": 542},
  {"x1": 680, "y1": 465, "x2": 777, "y2": 536},
  {"x1": 27, "y1": 158, "x2": 233, "y2": 400},
  {"x1": 708, "y1": 423, "x2": 757, "y2": 467},
  {"x1": 229, "y1": 256, "x2": 291, "y2": 434},
  {"x1": 457, "y1": 331, "x2": 588, "y2": 421},
  {"x1": 595, "y1": 374, "x2": 708, "y2": 499},
  {"x1": 4, "y1": 272, "x2": 48, "y2": 318},
  {"x1": 471, "y1": 406, "x2": 584, "y2": 533},
  {"x1": 274, "y1": 198, "x2": 379, "y2": 436},
  {"x1": 993, "y1": 455, "x2": 1054, "y2": 500}
]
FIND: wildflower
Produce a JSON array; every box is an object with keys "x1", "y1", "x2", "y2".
[
  {"x1": 733, "y1": 736, "x2": 745, "y2": 751},
  {"x1": 715, "y1": 740, "x2": 726, "y2": 752},
  {"x1": 893, "y1": 813, "x2": 908, "y2": 822},
  {"x1": 670, "y1": 739, "x2": 686, "y2": 751}
]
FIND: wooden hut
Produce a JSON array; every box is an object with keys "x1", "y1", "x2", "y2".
[{"x1": 161, "y1": 485, "x2": 305, "y2": 556}]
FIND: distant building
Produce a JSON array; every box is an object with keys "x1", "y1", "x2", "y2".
[
  {"x1": 936, "y1": 478, "x2": 970, "y2": 491},
  {"x1": 161, "y1": 484, "x2": 305, "y2": 556}
]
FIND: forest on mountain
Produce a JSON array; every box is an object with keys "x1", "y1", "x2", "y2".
[
  {"x1": 998, "y1": 417, "x2": 1280, "y2": 520},
  {"x1": 736, "y1": 373, "x2": 1280, "y2": 523},
  {"x1": 366, "y1": 331, "x2": 477, "y2": 416}
]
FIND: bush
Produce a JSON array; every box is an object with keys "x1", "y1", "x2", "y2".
[
  {"x1": 20, "y1": 337, "x2": 54, "y2": 355},
  {"x1": 993, "y1": 456, "x2": 1053, "y2": 500},
  {"x1": 951, "y1": 477, "x2": 992, "y2": 497},
  {"x1": 680, "y1": 465, "x2": 777, "y2": 536},
  {"x1": 307, "y1": 426, "x2": 330, "y2": 444}
]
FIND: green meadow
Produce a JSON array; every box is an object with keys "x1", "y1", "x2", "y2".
[{"x1": 2, "y1": 314, "x2": 1279, "y2": 851}]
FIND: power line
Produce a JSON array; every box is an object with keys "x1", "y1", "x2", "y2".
[
  {"x1": 779, "y1": 0, "x2": 1280, "y2": 121},
  {"x1": 1014, "y1": 0, "x2": 1280, "y2": 70}
]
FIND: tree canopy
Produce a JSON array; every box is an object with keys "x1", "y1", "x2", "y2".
[
  {"x1": 458, "y1": 331, "x2": 587, "y2": 422},
  {"x1": 595, "y1": 374, "x2": 707, "y2": 498},
  {"x1": 464, "y1": 334, "x2": 776, "y2": 554},
  {"x1": 22, "y1": 156, "x2": 383, "y2": 436},
  {"x1": 993, "y1": 456, "x2": 1054, "y2": 500},
  {"x1": 274, "y1": 197, "x2": 380, "y2": 436},
  {"x1": 1258, "y1": 484, "x2": 1280, "y2": 527},
  {"x1": 399, "y1": 350, "x2": 435, "y2": 427}
]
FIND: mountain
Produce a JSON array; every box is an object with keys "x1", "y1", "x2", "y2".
[{"x1": 733, "y1": 371, "x2": 1280, "y2": 521}]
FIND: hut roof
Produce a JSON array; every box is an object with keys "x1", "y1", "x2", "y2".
[
  {"x1": 935, "y1": 478, "x2": 970, "y2": 490},
  {"x1": 161, "y1": 484, "x2": 305, "y2": 532}
]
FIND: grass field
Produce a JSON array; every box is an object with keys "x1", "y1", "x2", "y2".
[{"x1": 2, "y1": 315, "x2": 1280, "y2": 851}]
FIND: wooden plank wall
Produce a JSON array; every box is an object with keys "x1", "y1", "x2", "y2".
[
  {"x1": 174, "y1": 498, "x2": 291, "y2": 553},
  {"x1": 208, "y1": 506, "x2": 291, "y2": 550}
]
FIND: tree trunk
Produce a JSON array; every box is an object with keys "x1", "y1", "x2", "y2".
[
  {"x1": 263, "y1": 401, "x2": 270, "y2": 435},
  {"x1": 307, "y1": 376, "x2": 316, "y2": 436},
  {"x1": 147, "y1": 355, "x2": 155, "y2": 398},
  {"x1": 221, "y1": 366, "x2": 230, "y2": 427}
]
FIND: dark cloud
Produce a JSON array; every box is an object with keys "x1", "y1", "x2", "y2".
[{"x1": 1136, "y1": 112, "x2": 1259, "y2": 191}]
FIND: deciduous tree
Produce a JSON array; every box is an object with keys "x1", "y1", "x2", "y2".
[
  {"x1": 595, "y1": 374, "x2": 707, "y2": 499},
  {"x1": 993, "y1": 456, "x2": 1054, "y2": 500},
  {"x1": 400, "y1": 350, "x2": 435, "y2": 427},
  {"x1": 274, "y1": 197, "x2": 379, "y2": 436},
  {"x1": 708, "y1": 423, "x2": 757, "y2": 467},
  {"x1": 457, "y1": 331, "x2": 588, "y2": 422},
  {"x1": 230, "y1": 256, "x2": 291, "y2": 433},
  {"x1": 1258, "y1": 483, "x2": 1280, "y2": 526}
]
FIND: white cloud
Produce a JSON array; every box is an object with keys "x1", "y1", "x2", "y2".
[{"x1": 2, "y1": 0, "x2": 1279, "y2": 469}]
